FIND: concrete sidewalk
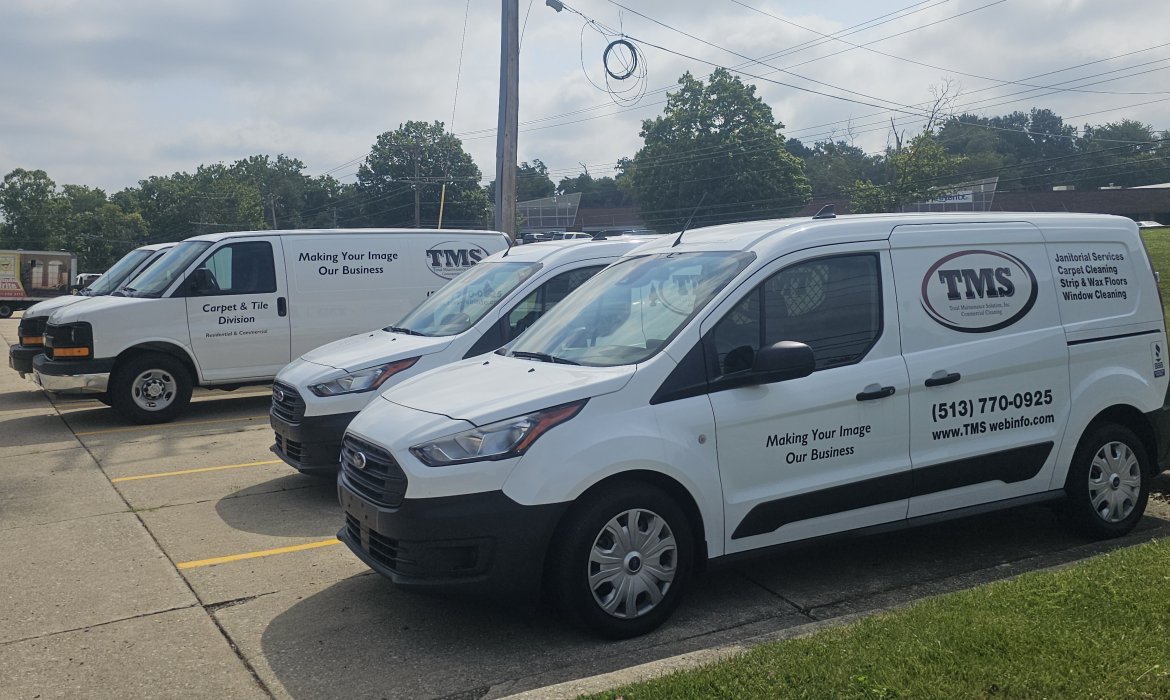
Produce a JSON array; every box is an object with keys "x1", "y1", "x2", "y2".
[{"x1": 0, "y1": 317, "x2": 269, "y2": 698}]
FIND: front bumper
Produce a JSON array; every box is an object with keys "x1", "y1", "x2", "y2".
[
  {"x1": 8, "y1": 343, "x2": 42, "y2": 376},
  {"x1": 271, "y1": 410, "x2": 357, "y2": 472},
  {"x1": 32, "y1": 354, "x2": 114, "y2": 394},
  {"x1": 338, "y1": 475, "x2": 569, "y2": 599}
]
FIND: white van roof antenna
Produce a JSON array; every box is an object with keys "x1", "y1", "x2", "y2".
[{"x1": 672, "y1": 192, "x2": 708, "y2": 248}]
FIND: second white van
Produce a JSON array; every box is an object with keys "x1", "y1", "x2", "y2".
[{"x1": 270, "y1": 238, "x2": 646, "y2": 472}]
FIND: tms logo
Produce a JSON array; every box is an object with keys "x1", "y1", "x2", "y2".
[
  {"x1": 426, "y1": 242, "x2": 489, "y2": 280},
  {"x1": 921, "y1": 250, "x2": 1038, "y2": 333},
  {"x1": 936, "y1": 267, "x2": 1016, "y2": 300}
]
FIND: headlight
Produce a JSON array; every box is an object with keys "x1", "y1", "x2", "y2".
[
  {"x1": 309, "y1": 357, "x2": 420, "y2": 397},
  {"x1": 409, "y1": 400, "x2": 587, "y2": 467}
]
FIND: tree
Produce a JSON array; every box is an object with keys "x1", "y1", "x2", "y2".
[
  {"x1": 0, "y1": 169, "x2": 63, "y2": 250},
  {"x1": 801, "y1": 140, "x2": 885, "y2": 197},
  {"x1": 488, "y1": 159, "x2": 556, "y2": 204},
  {"x1": 626, "y1": 69, "x2": 811, "y2": 231},
  {"x1": 556, "y1": 171, "x2": 630, "y2": 208},
  {"x1": 850, "y1": 132, "x2": 965, "y2": 213},
  {"x1": 228, "y1": 154, "x2": 311, "y2": 229},
  {"x1": 357, "y1": 121, "x2": 488, "y2": 229}
]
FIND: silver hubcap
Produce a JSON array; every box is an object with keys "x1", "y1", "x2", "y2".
[
  {"x1": 1088, "y1": 440, "x2": 1141, "y2": 523},
  {"x1": 131, "y1": 369, "x2": 177, "y2": 411},
  {"x1": 588, "y1": 508, "x2": 677, "y2": 619}
]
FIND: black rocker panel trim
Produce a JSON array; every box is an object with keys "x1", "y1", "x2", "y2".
[{"x1": 731, "y1": 442, "x2": 1053, "y2": 540}]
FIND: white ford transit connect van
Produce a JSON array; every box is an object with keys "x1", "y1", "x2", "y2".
[
  {"x1": 33, "y1": 228, "x2": 508, "y2": 423},
  {"x1": 10, "y1": 243, "x2": 174, "y2": 377},
  {"x1": 270, "y1": 238, "x2": 645, "y2": 472},
  {"x1": 337, "y1": 213, "x2": 1170, "y2": 638}
]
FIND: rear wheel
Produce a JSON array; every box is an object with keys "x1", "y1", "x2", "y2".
[
  {"x1": 0, "y1": 303, "x2": 13, "y2": 319},
  {"x1": 110, "y1": 353, "x2": 193, "y2": 424},
  {"x1": 1061, "y1": 423, "x2": 1150, "y2": 539},
  {"x1": 551, "y1": 482, "x2": 693, "y2": 639}
]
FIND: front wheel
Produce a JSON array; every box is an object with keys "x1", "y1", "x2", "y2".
[
  {"x1": 110, "y1": 353, "x2": 193, "y2": 424},
  {"x1": 1061, "y1": 423, "x2": 1150, "y2": 539},
  {"x1": 0, "y1": 303, "x2": 13, "y2": 319},
  {"x1": 550, "y1": 483, "x2": 693, "y2": 639}
]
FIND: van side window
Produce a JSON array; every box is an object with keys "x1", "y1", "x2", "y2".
[
  {"x1": 189, "y1": 242, "x2": 276, "y2": 296},
  {"x1": 505, "y1": 266, "x2": 606, "y2": 339},
  {"x1": 708, "y1": 254, "x2": 881, "y2": 378}
]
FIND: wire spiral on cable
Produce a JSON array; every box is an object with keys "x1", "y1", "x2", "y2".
[{"x1": 577, "y1": 19, "x2": 647, "y2": 106}]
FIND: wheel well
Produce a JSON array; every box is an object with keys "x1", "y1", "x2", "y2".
[
  {"x1": 546, "y1": 470, "x2": 710, "y2": 578},
  {"x1": 1084, "y1": 404, "x2": 1158, "y2": 476},
  {"x1": 114, "y1": 343, "x2": 198, "y2": 386}
]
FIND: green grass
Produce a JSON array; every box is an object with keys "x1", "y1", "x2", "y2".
[
  {"x1": 1141, "y1": 228, "x2": 1170, "y2": 320},
  {"x1": 584, "y1": 539, "x2": 1170, "y2": 700}
]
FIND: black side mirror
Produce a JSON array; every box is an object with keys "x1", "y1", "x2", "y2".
[{"x1": 751, "y1": 341, "x2": 815, "y2": 384}]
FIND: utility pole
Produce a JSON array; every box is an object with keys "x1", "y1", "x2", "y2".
[
  {"x1": 414, "y1": 151, "x2": 422, "y2": 228},
  {"x1": 494, "y1": 0, "x2": 519, "y2": 240}
]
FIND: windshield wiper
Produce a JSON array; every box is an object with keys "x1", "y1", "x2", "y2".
[
  {"x1": 510, "y1": 350, "x2": 580, "y2": 365},
  {"x1": 385, "y1": 325, "x2": 424, "y2": 336}
]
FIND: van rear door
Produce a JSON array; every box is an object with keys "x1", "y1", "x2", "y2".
[
  {"x1": 890, "y1": 222, "x2": 1070, "y2": 517},
  {"x1": 185, "y1": 237, "x2": 292, "y2": 381}
]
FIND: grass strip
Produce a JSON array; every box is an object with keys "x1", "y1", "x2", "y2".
[{"x1": 583, "y1": 538, "x2": 1170, "y2": 700}]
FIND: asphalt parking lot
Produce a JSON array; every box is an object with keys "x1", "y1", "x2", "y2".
[{"x1": 3, "y1": 313, "x2": 1170, "y2": 700}]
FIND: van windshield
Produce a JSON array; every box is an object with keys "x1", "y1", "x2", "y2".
[
  {"x1": 120, "y1": 241, "x2": 212, "y2": 298},
  {"x1": 391, "y1": 261, "x2": 541, "y2": 337},
  {"x1": 508, "y1": 251, "x2": 754, "y2": 367},
  {"x1": 81, "y1": 249, "x2": 153, "y2": 296}
]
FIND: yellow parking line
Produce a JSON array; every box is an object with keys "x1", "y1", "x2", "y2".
[
  {"x1": 111, "y1": 459, "x2": 282, "y2": 483},
  {"x1": 176, "y1": 538, "x2": 342, "y2": 570},
  {"x1": 74, "y1": 415, "x2": 268, "y2": 437}
]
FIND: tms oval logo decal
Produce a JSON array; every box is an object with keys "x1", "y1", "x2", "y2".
[
  {"x1": 921, "y1": 250, "x2": 1038, "y2": 333},
  {"x1": 426, "y1": 242, "x2": 489, "y2": 280}
]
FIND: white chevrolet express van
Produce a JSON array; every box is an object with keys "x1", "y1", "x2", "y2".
[
  {"x1": 9, "y1": 243, "x2": 174, "y2": 377},
  {"x1": 271, "y1": 238, "x2": 645, "y2": 472},
  {"x1": 33, "y1": 228, "x2": 508, "y2": 423},
  {"x1": 337, "y1": 212, "x2": 1170, "y2": 638}
]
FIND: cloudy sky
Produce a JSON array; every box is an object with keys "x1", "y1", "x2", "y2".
[{"x1": 1, "y1": 0, "x2": 1167, "y2": 194}]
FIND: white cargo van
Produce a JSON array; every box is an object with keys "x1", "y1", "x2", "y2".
[
  {"x1": 10, "y1": 243, "x2": 174, "y2": 377},
  {"x1": 271, "y1": 238, "x2": 646, "y2": 472},
  {"x1": 336, "y1": 212, "x2": 1170, "y2": 638},
  {"x1": 33, "y1": 228, "x2": 508, "y2": 423}
]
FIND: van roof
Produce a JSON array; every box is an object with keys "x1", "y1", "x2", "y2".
[
  {"x1": 140, "y1": 242, "x2": 175, "y2": 251},
  {"x1": 482, "y1": 237, "x2": 648, "y2": 264},
  {"x1": 182, "y1": 228, "x2": 509, "y2": 244},
  {"x1": 632, "y1": 212, "x2": 1139, "y2": 257}
]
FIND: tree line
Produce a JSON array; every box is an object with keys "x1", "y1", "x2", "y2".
[{"x1": 1, "y1": 67, "x2": 1166, "y2": 270}]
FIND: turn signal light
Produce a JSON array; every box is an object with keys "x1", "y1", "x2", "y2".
[
  {"x1": 22, "y1": 336, "x2": 44, "y2": 346},
  {"x1": 52, "y1": 347, "x2": 90, "y2": 358}
]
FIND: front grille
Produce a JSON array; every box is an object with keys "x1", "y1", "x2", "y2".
[
  {"x1": 271, "y1": 382, "x2": 305, "y2": 423},
  {"x1": 18, "y1": 316, "x2": 46, "y2": 344},
  {"x1": 274, "y1": 434, "x2": 304, "y2": 464},
  {"x1": 340, "y1": 435, "x2": 407, "y2": 508},
  {"x1": 344, "y1": 513, "x2": 414, "y2": 574}
]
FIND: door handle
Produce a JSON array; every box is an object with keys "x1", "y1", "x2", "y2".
[
  {"x1": 277, "y1": 297, "x2": 287, "y2": 317},
  {"x1": 856, "y1": 384, "x2": 896, "y2": 401},
  {"x1": 925, "y1": 370, "x2": 961, "y2": 387}
]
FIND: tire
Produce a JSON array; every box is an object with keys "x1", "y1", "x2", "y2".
[
  {"x1": 96, "y1": 393, "x2": 114, "y2": 407},
  {"x1": 1060, "y1": 423, "x2": 1150, "y2": 539},
  {"x1": 0, "y1": 304, "x2": 13, "y2": 319},
  {"x1": 109, "y1": 353, "x2": 193, "y2": 424},
  {"x1": 550, "y1": 482, "x2": 693, "y2": 639}
]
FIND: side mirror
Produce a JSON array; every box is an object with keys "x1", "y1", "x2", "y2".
[{"x1": 751, "y1": 341, "x2": 815, "y2": 384}]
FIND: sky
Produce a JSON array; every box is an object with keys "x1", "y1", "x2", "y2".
[{"x1": 1, "y1": 0, "x2": 1167, "y2": 195}]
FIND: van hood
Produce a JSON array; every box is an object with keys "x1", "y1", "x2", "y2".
[
  {"x1": 299, "y1": 330, "x2": 453, "y2": 371},
  {"x1": 24, "y1": 295, "x2": 87, "y2": 319},
  {"x1": 49, "y1": 295, "x2": 154, "y2": 324},
  {"x1": 383, "y1": 354, "x2": 635, "y2": 426}
]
